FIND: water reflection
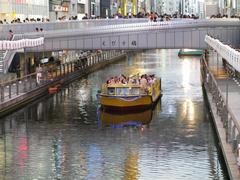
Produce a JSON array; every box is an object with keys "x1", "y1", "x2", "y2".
[
  {"x1": 97, "y1": 108, "x2": 153, "y2": 129},
  {"x1": 52, "y1": 133, "x2": 65, "y2": 179}
]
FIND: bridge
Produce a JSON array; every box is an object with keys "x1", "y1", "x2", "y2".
[
  {"x1": 0, "y1": 19, "x2": 240, "y2": 73},
  {"x1": 22, "y1": 19, "x2": 240, "y2": 51}
]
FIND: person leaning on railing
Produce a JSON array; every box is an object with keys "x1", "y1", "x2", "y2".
[{"x1": 36, "y1": 64, "x2": 43, "y2": 84}]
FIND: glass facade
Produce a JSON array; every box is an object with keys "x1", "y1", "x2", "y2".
[{"x1": 0, "y1": 0, "x2": 49, "y2": 21}]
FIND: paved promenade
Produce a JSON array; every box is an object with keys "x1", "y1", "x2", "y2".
[
  {"x1": 208, "y1": 51, "x2": 240, "y2": 121},
  {"x1": 206, "y1": 50, "x2": 240, "y2": 179}
]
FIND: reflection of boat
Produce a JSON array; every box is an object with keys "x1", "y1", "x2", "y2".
[
  {"x1": 98, "y1": 76, "x2": 162, "y2": 110},
  {"x1": 98, "y1": 108, "x2": 153, "y2": 128},
  {"x1": 178, "y1": 49, "x2": 203, "y2": 57}
]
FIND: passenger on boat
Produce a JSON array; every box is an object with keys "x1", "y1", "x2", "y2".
[
  {"x1": 121, "y1": 78, "x2": 127, "y2": 85},
  {"x1": 106, "y1": 74, "x2": 156, "y2": 92},
  {"x1": 140, "y1": 75, "x2": 148, "y2": 93},
  {"x1": 128, "y1": 77, "x2": 134, "y2": 84}
]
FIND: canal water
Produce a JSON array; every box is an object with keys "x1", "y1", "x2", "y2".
[{"x1": 0, "y1": 49, "x2": 228, "y2": 179}]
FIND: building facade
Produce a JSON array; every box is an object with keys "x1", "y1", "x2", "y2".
[
  {"x1": 100, "y1": 0, "x2": 110, "y2": 17},
  {"x1": 205, "y1": 0, "x2": 219, "y2": 17},
  {"x1": 49, "y1": 0, "x2": 71, "y2": 20},
  {"x1": 0, "y1": 0, "x2": 49, "y2": 21},
  {"x1": 160, "y1": 0, "x2": 180, "y2": 15},
  {"x1": 49, "y1": 0, "x2": 99, "y2": 20},
  {"x1": 104, "y1": 0, "x2": 138, "y2": 17}
]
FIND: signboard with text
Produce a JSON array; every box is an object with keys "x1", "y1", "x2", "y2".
[{"x1": 77, "y1": 0, "x2": 86, "y2": 4}]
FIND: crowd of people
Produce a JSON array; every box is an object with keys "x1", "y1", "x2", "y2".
[
  {"x1": 0, "y1": 12, "x2": 200, "y2": 25},
  {"x1": 106, "y1": 74, "x2": 157, "y2": 92},
  {"x1": 210, "y1": 13, "x2": 240, "y2": 19},
  {"x1": 0, "y1": 17, "x2": 50, "y2": 24},
  {"x1": 1, "y1": 11, "x2": 240, "y2": 25}
]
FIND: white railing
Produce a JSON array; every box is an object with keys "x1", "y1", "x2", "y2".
[
  {"x1": 0, "y1": 37, "x2": 44, "y2": 73},
  {"x1": 0, "y1": 37, "x2": 44, "y2": 51},
  {"x1": 205, "y1": 35, "x2": 240, "y2": 72}
]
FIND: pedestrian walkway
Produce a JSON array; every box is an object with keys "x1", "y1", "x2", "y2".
[
  {"x1": 0, "y1": 73, "x2": 16, "y2": 83},
  {"x1": 205, "y1": 50, "x2": 240, "y2": 180},
  {"x1": 208, "y1": 51, "x2": 240, "y2": 122}
]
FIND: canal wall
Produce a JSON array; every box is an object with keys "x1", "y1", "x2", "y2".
[
  {"x1": 0, "y1": 52, "x2": 126, "y2": 118},
  {"x1": 201, "y1": 53, "x2": 240, "y2": 180}
]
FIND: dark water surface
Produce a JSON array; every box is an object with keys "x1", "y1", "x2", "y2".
[{"x1": 0, "y1": 49, "x2": 228, "y2": 179}]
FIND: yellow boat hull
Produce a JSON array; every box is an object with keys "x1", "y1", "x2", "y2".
[{"x1": 99, "y1": 90, "x2": 161, "y2": 109}]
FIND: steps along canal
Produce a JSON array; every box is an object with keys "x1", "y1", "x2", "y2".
[{"x1": 0, "y1": 49, "x2": 228, "y2": 179}]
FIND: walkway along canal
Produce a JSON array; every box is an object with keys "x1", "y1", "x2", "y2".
[
  {"x1": 201, "y1": 50, "x2": 240, "y2": 179},
  {"x1": 0, "y1": 50, "x2": 126, "y2": 117}
]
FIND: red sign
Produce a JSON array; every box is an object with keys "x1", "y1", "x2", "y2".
[
  {"x1": 16, "y1": 0, "x2": 26, "y2": 3},
  {"x1": 62, "y1": 6, "x2": 69, "y2": 12}
]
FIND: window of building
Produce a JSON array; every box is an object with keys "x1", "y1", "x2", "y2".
[
  {"x1": 72, "y1": 4, "x2": 75, "y2": 11},
  {"x1": 77, "y1": 3, "x2": 85, "y2": 14}
]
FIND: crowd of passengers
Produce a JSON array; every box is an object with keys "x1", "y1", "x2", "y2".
[{"x1": 106, "y1": 74, "x2": 156, "y2": 90}]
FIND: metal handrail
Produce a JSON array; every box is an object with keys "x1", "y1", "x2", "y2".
[{"x1": 202, "y1": 54, "x2": 240, "y2": 132}]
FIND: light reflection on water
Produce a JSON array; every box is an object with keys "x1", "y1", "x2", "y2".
[{"x1": 0, "y1": 49, "x2": 228, "y2": 179}]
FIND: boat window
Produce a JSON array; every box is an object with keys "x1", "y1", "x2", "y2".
[
  {"x1": 116, "y1": 87, "x2": 129, "y2": 95},
  {"x1": 129, "y1": 87, "x2": 140, "y2": 95},
  {"x1": 107, "y1": 87, "x2": 115, "y2": 95}
]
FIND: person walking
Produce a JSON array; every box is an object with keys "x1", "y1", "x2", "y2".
[
  {"x1": 36, "y1": 64, "x2": 43, "y2": 84},
  {"x1": 8, "y1": 30, "x2": 13, "y2": 40},
  {"x1": 82, "y1": 13, "x2": 88, "y2": 20}
]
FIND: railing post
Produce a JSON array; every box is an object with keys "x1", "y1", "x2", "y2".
[
  {"x1": 87, "y1": 57, "x2": 90, "y2": 67},
  {"x1": 8, "y1": 84, "x2": 11, "y2": 99},
  {"x1": 23, "y1": 78, "x2": 27, "y2": 92},
  {"x1": 59, "y1": 65, "x2": 62, "y2": 76},
  {"x1": 0, "y1": 85, "x2": 4, "y2": 102},
  {"x1": 29, "y1": 76, "x2": 32, "y2": 90},
  {"x1": 98, "y1": 54, "x2": 100, "y2": 63},
  {"x1": 16, "y1": 80, "x2": 19, "y2": 95},
  {"x1": 56, "y1": 67, "x2": 58, "y2": 78}
]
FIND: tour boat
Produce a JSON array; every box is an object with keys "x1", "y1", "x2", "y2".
[
  {"x1": 178, "y1": 49, "x2": 203, "y2": 57},
  {"x1": 98, "y1": 75, "x2": 162, "y2": 110}
]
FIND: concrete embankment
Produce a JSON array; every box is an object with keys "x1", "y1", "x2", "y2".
[
  {"x1": 203, "y1": 86, "x2": 239, "y2": 180},
  {"x1": 0, "y1": 54, "x2": 126, "y2": 117}
]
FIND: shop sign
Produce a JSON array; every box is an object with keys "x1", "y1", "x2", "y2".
[
  {"x1": 77, "y1": 0, "x2": 86, "y2": 4},
  {"x1": 62, "y1": 6, "x2": 69, "y2": 12},
  {"x1": 54, "y1": 5, "x2": 62, "y2": 12}
]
